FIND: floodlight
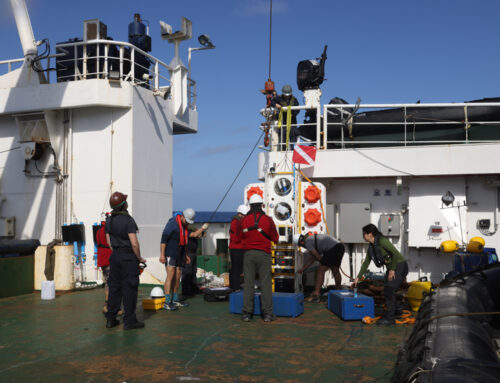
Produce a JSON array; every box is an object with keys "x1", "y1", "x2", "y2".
[
  {"x1": 441, "y1": 191, "x2": 455, "y2": 206},
  {"x1": 198, "y1": 34, "x2": 214, "y2": 48}
]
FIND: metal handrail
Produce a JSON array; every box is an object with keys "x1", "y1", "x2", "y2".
[
  {"x1": 0, "y1": 39, "x2": 197, "y2": 109},
  {"x1": 265, "y1": 102, "x2": 500, "y2": 151}
]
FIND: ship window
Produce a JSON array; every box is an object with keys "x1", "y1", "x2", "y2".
[
  {"x1": 274, "y1": 202, "x2": 292, "y2": 221},
  {"x1": 274, "y1": 178, "x2": 292, "y2": 196}
]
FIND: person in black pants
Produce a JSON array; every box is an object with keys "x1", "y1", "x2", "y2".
[
  {"x1": 182, "y1": 224, "x2": 207, "y2": 297},
  {"x1": 105, "y1": 191, "x2": 147, "y2": 330}
]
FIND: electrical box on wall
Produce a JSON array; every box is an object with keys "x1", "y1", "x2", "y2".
[
  {"x1": 379, "y1": 214, "x2": 400, "y2": 236},
  {"x1": 338, "y1": 203, "x2": 371, "y2": 243},
  {"x1": 0, "y1": 217, "x2": 15, "y2": 237}
]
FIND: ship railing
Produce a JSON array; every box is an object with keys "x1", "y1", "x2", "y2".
[
  {"x1": 0, "y1": 58, "x2": 25, "y2": 74},
  {"x1": 322, "y1": 102, "x2": 500, "y2": 149},
  {"x1": 0, "y1": 40, "x2": 197, "y2": 110}
]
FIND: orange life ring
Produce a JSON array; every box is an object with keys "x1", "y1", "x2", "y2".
[
  {"x1": 304, "y1": 185, "x2": 321, "y2": 203},
  {"x1": 304, "y1": 208, "x2": 322, "y2": 226},
  {"x1": 246, "y1": 186, "x2": 263, "y2": 201}
]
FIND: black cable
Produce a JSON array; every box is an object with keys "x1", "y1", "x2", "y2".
[
  {"x1": 0, "y1": 146, "x2": 20, "y2": 154},
  {"x1": 206, "y1": 130, "x2": 264, "y2": 223},
  {"x1": 268, "y1": 0, "x2": 273, "y2": 79}
]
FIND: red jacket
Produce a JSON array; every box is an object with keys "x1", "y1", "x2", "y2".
[
  {"x1": 96, "y1": 223, "x2": 112, "y2": 267},
  {"x1": 229, "y1": 215, "x2": 244, "y2": 249},
  {"x1": 239, "y1": 210, "x2": 279, "y2": 254}
]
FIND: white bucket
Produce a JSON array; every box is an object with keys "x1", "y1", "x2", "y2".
[{"x1": 41, "y1": 280, "x2": 56, "y2": 300}]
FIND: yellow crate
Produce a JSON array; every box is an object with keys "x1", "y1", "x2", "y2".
[{"x1": 142, "y1": 297, "x2": 165, "y2": 311}]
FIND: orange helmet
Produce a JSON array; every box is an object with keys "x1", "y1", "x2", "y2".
[{"x1": 109, "y1": 191, "x2": 128, "y2": 209}]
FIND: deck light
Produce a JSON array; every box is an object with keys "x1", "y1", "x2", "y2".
[
  {"x1": 198, "y1": 34, "x2": 214, "y2": 48},
  {"x1": 441, "y1": 191, "x2": 455, "y2": 206}
]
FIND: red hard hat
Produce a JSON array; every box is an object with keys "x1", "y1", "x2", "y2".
[{"x1": 109, "y1": 191, "x2": 128, "y2": 209}]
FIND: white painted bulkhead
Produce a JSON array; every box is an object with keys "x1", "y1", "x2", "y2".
[
  {"x1": 260, "y1": 146, "x2": 500, "y2": 285},
  {"x1": 0, "y1": 77, "x2": 192, "y2": 284}
]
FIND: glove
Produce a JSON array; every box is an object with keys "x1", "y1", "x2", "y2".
[{"x1": 201, "y1": 223, "x2": 209, "y2": 230}]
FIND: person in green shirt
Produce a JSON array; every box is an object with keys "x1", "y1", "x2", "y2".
[{"x1": 353, "y1": 224, "x2": 408, "y2": 325}]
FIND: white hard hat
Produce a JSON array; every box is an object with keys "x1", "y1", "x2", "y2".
[
  {"x1": 237, "y1": 204, "x2": 249, "y2": 215},
  {"x1": 183, "y1": 208, "x2": 195, "y2": 224},
  {"x1": 248, "y1": 194, "x2": 263, "y2": 204},
  {"x1": 293, "y1": 234, "x2": 305, "y2": 246},
  {"x1": 150, "y1": 286, "x2": 164, "y2": 298}
]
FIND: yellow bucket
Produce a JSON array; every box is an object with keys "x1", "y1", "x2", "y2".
[
  {"x1": 406, "y1": 280, "x2": 432, "y2": 312},
  {"x1": 440, "y1": 240, "x2": 459, "y2": 253}
]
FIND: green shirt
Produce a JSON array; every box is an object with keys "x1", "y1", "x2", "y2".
[{"x1": 357, "y1": 236, "x2": 404, "y2": 278}]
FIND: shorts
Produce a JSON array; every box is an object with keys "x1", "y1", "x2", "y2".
[{"x1": 320, "y1": 243, "x2": 345, "y2": 268}]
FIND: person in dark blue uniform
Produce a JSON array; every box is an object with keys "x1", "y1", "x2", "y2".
[{"x1": 105, "y1": 191, "x2": 147, "y2": 330}]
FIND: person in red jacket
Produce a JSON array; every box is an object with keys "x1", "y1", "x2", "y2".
[
  {"x1": 229, "y1": 204, "x2": 249, "y2": 291},
  {"x1": 237, "y1": 194, "x2": 279, "y2": 322},
  {"x1": 96, "y1": 216, "x2": 112, "y2": 314}
]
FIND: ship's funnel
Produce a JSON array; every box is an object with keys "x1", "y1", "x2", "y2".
[{"x1": 10, "y1": 0, "x2": 37, "y2": 58}]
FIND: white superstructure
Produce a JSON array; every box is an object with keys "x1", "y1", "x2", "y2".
[
  {"x1": 0, "y1": 1, "x2": 202, "y2": 284},
  {"x1": 257, "y1": 97, "x2": 500, "y2": 286}
]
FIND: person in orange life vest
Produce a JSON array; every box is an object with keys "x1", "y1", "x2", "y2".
[
  {"x1": 229, "y1": 204, "x2": 250, "y2": 291},
  {"x1": 159, "y1": 208, "x2": 195, "y2": 311},
  {"x1": 237, "y1": 194, "x2": 279, "y2": 322}
]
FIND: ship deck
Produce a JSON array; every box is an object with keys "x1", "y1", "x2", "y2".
[{"x1": 0, "y1": 287, "x2": 412, "y2": 383}]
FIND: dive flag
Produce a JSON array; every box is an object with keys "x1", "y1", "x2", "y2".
[{"x1": 292, "y1": 144, "x2": 316, "y2": 166}]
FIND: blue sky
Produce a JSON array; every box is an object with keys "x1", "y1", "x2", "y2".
[{"x1": 2, "y1": 0, "x2": 500, "y2": 213}]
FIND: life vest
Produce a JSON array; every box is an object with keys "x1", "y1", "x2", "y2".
[
  {"x1": 242, "y1": 211, "x2": 272, "y2": 241},
  {"x1": 368, "y1": 235, "x2": 391, "y2": 268},
  {"x1": 175, "y1": 214, "x2": 189, "y2": 246}
]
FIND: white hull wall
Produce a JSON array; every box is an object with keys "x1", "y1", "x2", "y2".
[
  {"x1": 0, "y1": 115, "x2": 57, "y2": 241},
  {"x1": 131, "y1": 87, "x2": 174, "y2": 282},
  {"x1": 0, "y1": 80, "x2": 185, "y2": 284},
  {"x1": 262, "y1": 149, "x2": 500, "y2": 285}
]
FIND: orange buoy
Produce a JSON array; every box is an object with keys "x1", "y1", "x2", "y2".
[
  {"x1": 246, "y1": 186, "x2": 263, "y2": 201},
  {"x1": 304, "y1": 208, "x2": 322, "y2": 226},
  {"x1": 304, "y1": 185, "x2": 321, "y2": 203}
]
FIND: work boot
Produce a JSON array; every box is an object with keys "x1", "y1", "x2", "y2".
[
  {"x1": 241, "y1": 313, "x2": 252, "y2": 322},
  {"x1": 106, "y1": 318, "x2": 120, "y2": 328},
  {"x1": 376, "y1": 317, "x2": 395, "y2": 326},
  {"x1": 164, "y1": 302, "x2": 178, "y2": 311},
  {"x1": 263, "y1": 314, "x2": 277, "y2": 323},
  {"x1": 124, "y1": 321, "x2": 145, "y2": 330}
]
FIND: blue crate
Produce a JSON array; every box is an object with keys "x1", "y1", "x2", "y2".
[
  {"x1": 328, "y1": 290, "x2": 375, "y2": 321},
  {"x1": 229, "y1": 291, "x2": 304, "y2": 317},
  {"x1": 454, "y1": 252, "x2": 489, "y2": 273}
]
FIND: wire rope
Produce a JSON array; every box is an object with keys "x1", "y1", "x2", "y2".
[{"x1": 206, "y1": 130, "x2": 264, "y2": 222}]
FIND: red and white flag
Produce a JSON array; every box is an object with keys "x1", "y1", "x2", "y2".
[{"x1": 292, "y1": 144, "x2": 316, "y2": 166}]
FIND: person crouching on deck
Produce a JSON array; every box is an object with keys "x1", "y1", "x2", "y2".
[
  {"x1": 159, "y1": 208, "x2": 195, "y2": 311},
  {"x1": 237, "y1": 194, "x2": 279, "y2": 322},
  {"x1": 295, "y1": 233, "x2": 345, "y2": 302},
  {"x1": 353, "y1": 224, "x2": 408, "y2": 326}
]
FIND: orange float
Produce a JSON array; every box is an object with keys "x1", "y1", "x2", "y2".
[
  {"x1": 246, "y1": 186, "x2": 263, "y2": 201},
  {"x1": 304, "y1": 208, "x2": 322, "y2": 226},
  {"x1": 304, "y1": 185, "x2": 321, "y2": 203}
]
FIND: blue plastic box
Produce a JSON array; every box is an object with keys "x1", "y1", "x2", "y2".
[
  {"x1": 453, "y1": 249, "x2": 498, "y2": 273},
  {"x1": 328, "y1": 290, "x2": 375, "y2": 320},
  {"x1": 229, "y1": 291, "x2": 304, "y2": 317}
]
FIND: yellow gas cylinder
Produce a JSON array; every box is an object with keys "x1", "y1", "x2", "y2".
[
  {"x1": 466, "y1": 237, "x2": 485, "y2": 253},
  {"x1": 440, "y1": 240, "x2": 459, "y2": 253},
  {"x1": 406, "y1": 278, "x2": 432, "y2": 312}
]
